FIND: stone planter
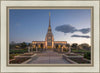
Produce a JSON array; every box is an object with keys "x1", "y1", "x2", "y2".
[
  {"x1": 63, "y1": 54, "x2": 78, "y2": 64},
  {"x1": 63, "y1": 54, "x2": 90, "y2": 64},
  {"x1": 21, "y1": 54, "x2": 37, "y2": 64},
  {"x1": 9, "y1": 53, "x2": 37, "y2": 64}
]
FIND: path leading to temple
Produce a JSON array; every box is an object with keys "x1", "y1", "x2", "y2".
[{"x1": 27, "y1": 50, "x2": 70, "y2": 64}]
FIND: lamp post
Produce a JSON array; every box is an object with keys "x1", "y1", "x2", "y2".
[
  {"x1": 36, "y1": 44, "x2": 38, "y2": 52},
  {"x1": 28, "y1": 46, "x2": 30, "y2": 53},
  {"x1": 31, "y1": 46, "x2": 33, "y2": 52}
]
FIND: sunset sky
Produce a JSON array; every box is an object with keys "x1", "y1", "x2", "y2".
[{"x1": 9, "y1": 9, "x2": 91, "y2": 45}]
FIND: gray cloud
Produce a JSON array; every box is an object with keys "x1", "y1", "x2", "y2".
[
  {"x1": 55, "y1": 24, "x2": 77, "y2": 33},
  {"x1": 78, "y1": 28, "x2": 90, "y2": 34},
  {"x1": 55, "y1": 24, "x2": 90, "y2": 34},
  {"x1": 71, "y1": 35, "x2": 90, "y2": 38}
]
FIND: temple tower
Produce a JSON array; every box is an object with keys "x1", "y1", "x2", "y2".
[{"x1": 45, "y1": 12, "x2": 54, "y2": 49}]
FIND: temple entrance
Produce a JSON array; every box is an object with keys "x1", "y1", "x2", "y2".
[{"x1": 47, "y1": 46, "x2": 52, "y2": 49}]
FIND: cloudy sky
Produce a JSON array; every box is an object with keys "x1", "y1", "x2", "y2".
[{"x1": 10, "y1": 9, "x2": 91, "y2": 45}]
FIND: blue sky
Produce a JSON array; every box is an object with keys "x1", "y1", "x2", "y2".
[{"x1": 9, "y1": 9, "x2": 91, "y2": 45}]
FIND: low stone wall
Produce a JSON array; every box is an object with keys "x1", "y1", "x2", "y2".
[
  {"x1": 63, "y1": 54, "x2": 78, "y2": 64},
  {"x1": 21, "y1": 54, "x2": 37, "y2": 64}
]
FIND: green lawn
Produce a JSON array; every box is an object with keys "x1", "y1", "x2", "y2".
[{"x1": 10, "y1": 49, "x2": 28, "y2": 54}]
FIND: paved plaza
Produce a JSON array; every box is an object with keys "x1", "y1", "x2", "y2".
[{"x1": 27, "y1": 50, "x2": 70, "y2": 64}]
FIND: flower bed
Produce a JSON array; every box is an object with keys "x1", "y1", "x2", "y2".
[{"x1": 9, "y1": 53, "x2": 34, "y2": 64}]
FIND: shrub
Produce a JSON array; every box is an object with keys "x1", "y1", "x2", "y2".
[
  {"x1": 33, "y1": 48, "x2": 36, "y2": 51},
  {"x1": 9, "y1": 54, "x2": 19, "y2": 60},
  {"x1": 10, "y1": 49, "x2": 28, "y2": 54},
  {"x1": 84, "y1": 52, "x2": 91, "y2": 60},
  {"x1": 63, "y1": 48, "x2": 69, "y2": 52}
]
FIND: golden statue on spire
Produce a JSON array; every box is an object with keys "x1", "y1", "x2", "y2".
[{"x1": 49, "y1": 12, "x2": 50, "y2": 16}]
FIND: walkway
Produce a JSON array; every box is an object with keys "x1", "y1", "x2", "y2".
[{"x1": 27, "y1": 50, "x2": 70, "y2": 64}]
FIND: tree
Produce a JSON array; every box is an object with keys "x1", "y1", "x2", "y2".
[
  {"x1": 71, "y1": 43, "x2": 78, "y2": 49},
  {"x1": 35, "y1": 44, "x2": 38, "y2": 47},
  {"x1": 55, "y1": 44, "x2": 58, "y2": 49},
  {"x1": 84, "y1": 52, "x2": 91, "y2": 60},
  {"x1": 60, "y1": 44, "x2": 63, "y2": 48},
  {"x1": 20, "y1": 42, "x2": 27, "y2": 48},
  {"x1": 66, "y1": 43, "x2": 70, "y2": 48},
  {"x1": 79, "y1": 43, "x2": 90, "y2": 50},
  {"x1": 10, "y1": 41, "x2": 16, "y2": 49},
  {"x1": 66, "y1": 43, "x2": 71, "y2": 53},
  {"x1": 10, "y1": 41, "x2": 16, "y2": 45},
  {"x1": 28, "y1": 43, "x2": 31, "y2": 46},
  {"x1": 40, "y1": 43, "x2": 44, "y2": 51},
  {"x1": 40, "y1": 44, "x2": 43, "y2": 49}
]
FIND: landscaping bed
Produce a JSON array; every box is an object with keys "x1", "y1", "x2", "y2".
[
  {"x1": 10, "y1": 57, "x2": 30, "y2": 64},
  {"x1": 63, "y1": 53, "x2": 90, "y2": 64},
  {"x1": 9, "y1": 54, "x2": 20, "y2": 60},
  {"x1": 66, "y1": 53, "x2": 79, "y2": 56},
  {"x1": 9, "y1": 53, "x2": 34, "y2": 64},
  {"x1": 20, "y1": 53, "x2": 33, "y2": 56},
  {"x1": 69, "y1": 57, "x2": 90, "y2": 64}
]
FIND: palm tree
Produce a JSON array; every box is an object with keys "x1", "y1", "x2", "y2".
[{"x1": 66, "y1": 43, "x2": 71, "y2": 53}]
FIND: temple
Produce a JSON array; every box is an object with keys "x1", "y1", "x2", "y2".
[{"x1": 32, "y1": 12, "x2": 67, "y2": 49}]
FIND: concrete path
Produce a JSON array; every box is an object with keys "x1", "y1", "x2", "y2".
[{"x1": 27, "y1": 50, "x2": 70, "y2": 64}]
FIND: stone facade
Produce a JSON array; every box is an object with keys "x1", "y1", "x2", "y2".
[{"x1": 32, "y1": 13, "x2": 67, "y2": 49}]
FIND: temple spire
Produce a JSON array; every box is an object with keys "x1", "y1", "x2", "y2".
[
  {"x1": 49, "y1": 12, "x2": 51, "y2": 27},
  {"x1": 47, "y1": 12, "x2": 52, "y2": 33}
]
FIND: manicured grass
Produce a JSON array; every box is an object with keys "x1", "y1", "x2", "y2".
[
  {"x1": 10, "y1": 49, "x2": 28, "y2": 54},
  {"x1": 71, "y1": 49, "x2": 90, "y2": 53}
]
